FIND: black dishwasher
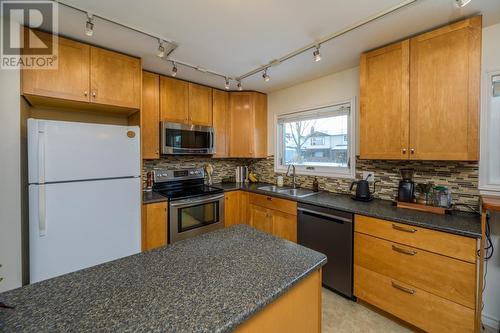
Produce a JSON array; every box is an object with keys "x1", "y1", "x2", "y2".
[{"x1": 298, "y1": 202, "x2": 353, "y2": 299}]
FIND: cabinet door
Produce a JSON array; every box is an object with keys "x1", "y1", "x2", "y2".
[
  {"x1": 213, "y1": 89, "x2": 229, "y2": 157},
  {"x1": 189, "y1": 83, "x2": 212, "y2": 126},
  {"x1": 224, "y1": 191, "x2": 240, "y2": 227},
  {"x1": 160, "y1": 76, "x2": 189, "y2": 123},
  {"x1": 90, "y1": 47, "x2": 141, "y2": 109},
  {"x1": 272, "y1": 210, "x2": 297, "y2": 242},
  {"x1": 253, "y1": 93, "x2": 268, "y2": 158},
  {"x1": 141, "y1": 202, "x2": 167, "y2": 251},
  {"x1": 22, "y1": 31, "x2": 90, "y2": 102},
  {"x1": 409, "y1": 16, "x2": 481, "y2": 161},
  {"x1": 229, "y1": 93, "x2": 253, "y2": 157},
  {"x1": 250, "y1": 204, "x2": 272, "y2": 234},
  {"x1": 359, "y1": 40, "x2": 410, "y2": 159},
  {"x1": 141, "y1": 72, "x2": 160, "y2": 159}
]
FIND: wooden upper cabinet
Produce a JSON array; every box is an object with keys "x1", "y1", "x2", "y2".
[
  {"x1": 229, "y1": 92, "x2": 267, "y2": 158},
  {"x1": 213, "y1": 89, "x2": 229, "y2": 157},
  {"x1": 142, "y1": 71, "x2": 160, "y2": 159},
  {"x1": 409, "y1": 16, "x2": 481, "y2": 161},
  {"x1": 359, "y1": 16, "x2": 481, "y2": 161},
  {"x1": 160, "y1": 76, "x2": 189, "y2": 123},
  {"x1": 189, "y1": 83, "x2": 213, "y2": 126},
  {"x1": 22, "y1": 32, "x2": 90, "y2": 102},
  {"x1": 90, "y1": 47, "x2": 141, "y2": 109},
  {"x1": 359, "y1": 40, "x2": 409, "y2": 160}
]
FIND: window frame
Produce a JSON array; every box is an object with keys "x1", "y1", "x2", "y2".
[
  {"x1": 274, "y1": 98, "x2": 356, "y2": 179},
  {"x1": 479, "y1": 70, "x2": 500, "y2": 195}
]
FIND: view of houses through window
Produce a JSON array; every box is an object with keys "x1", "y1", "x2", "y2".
[{"x1": 277, "y1": 102, "x2": 352, "y2": 176}]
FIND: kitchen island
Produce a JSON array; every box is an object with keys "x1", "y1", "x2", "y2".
[{"x1": 0, "y1": 225, "x2": 326, "y2": 333}]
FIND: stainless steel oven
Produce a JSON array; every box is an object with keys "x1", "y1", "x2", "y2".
[
  {"x1": 161, "y1": 122, "x2": 214, "y2": 155},
  {"x1": 169, "y1": 194, "x2": 224, "y2": 243}
]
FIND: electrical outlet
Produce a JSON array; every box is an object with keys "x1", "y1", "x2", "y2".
[{"x1": 362, "y1": 171, "x2": 375, "y2": 182}]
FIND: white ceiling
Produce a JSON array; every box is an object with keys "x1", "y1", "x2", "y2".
[{"x1": 52, "y1": 0, "x2": 500, "y2": 93}]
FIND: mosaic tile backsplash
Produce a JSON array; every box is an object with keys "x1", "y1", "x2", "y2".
[{"x1": 144, "y1": 156, "x2": 480, "y2": 210}]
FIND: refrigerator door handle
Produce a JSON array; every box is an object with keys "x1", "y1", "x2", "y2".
[
  {"x1": 38, "y1": 123, "x2": 46, "y2": 184},
  {"x1": 38, "y1": 184, "x2": 47, "y2": 236}
]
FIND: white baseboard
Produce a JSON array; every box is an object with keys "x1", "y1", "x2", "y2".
[{"x1": 482, "y1": 313, "x2": 500, "y2": 330}]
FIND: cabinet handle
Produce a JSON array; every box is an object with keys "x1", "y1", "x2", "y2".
[
  {"x1": 391, "y1": 281, "x2": 415, "y2": 295},
  {"x1": 84, "y1": 91, "x2": 88, "y2": 97},
  {"x1": 402, "y1": 148, "x2": 407, "y2": 154},
  {"x1": 92, "y1": 91, "x2": 96, "y2": 98},
  {"x1": 392, "y1": 224, "x2": 417, "y2": 233},
  {"x1": 266, "y1": 197, "x2": 272, "y2": 201},
  {"x1": 410, "y1": 148, "x2": 415, "y2": 154},
  {"x1": 392, "y1": 245, "x2": 417, "y2": 256}
]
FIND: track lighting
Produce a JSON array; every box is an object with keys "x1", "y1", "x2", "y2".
[
  {"x1": 171, "y1": 62, "x2": 178, "y2": 77},
  {"x1": 237, "y1": 81, "x2": 243, "y2": 91},
  {"x1": 157, "y1": 40, "x2": 166, "y2": 58},
  {"x1": 262, "y1": 69, "x2": 270, "y2": 82},
  {"x1": 224, "y1": 77, "x2": 230, "y2": 90},
  {"x1": 85, "y1": 13, "x2": 94, "y2": 37},
  {"x1": 313, "y1": 45, "x2": 321, "y2": 62},
  {"x1": 455, "y1": 0, "x2": 472, "y2": 8}
]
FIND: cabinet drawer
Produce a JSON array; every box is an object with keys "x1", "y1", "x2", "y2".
[
  {"x1": 354, "y1": 265, "x2": 474, "y2": 333},
  {"x1": 355, "y1": 232, "x2": 475, "y2": 308},
  {"x1": 250, "y1": 193, "x2": 297, "y2": 215},
  {"x1": 354, "y1": 215, "x2": 476, "y2": 263}
]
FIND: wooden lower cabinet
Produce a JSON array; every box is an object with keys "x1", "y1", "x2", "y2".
[
  {"x1": 141, "y1": 202, "x2": 167, "y2": 251},
  {"x1": 234, "y1": 268, "x2": 321, "y2": 333},
  {"x1": 248, "y1": 193, "x2": 297, "y2": 242},
  {"x1": 354, "y1": 215, "x2": 478, "y2": 332}
]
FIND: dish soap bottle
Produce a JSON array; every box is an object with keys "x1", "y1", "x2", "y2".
[{"x1": 312, "y1": 177, "x2": 319, "y2": 192}]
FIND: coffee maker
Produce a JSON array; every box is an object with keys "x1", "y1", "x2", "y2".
[{"x1": 398, "y1": 169, "x2": 415, "y2": 202}]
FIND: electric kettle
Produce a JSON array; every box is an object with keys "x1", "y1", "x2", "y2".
[{"x1": 350, "y1": 175, "x2": 378, "y2": 201}]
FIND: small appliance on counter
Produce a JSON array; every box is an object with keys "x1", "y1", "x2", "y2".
[
  {"x1": 433, "y1": 186, "x2": 452, "y2": 208},
  {"x1": 398, "y1": 168, "x2": 416, "y2": 202},
  {"x1": 235, "y1": 166, "x2": 248, "y2": 183},
  {"x1": 350, "y1": 175, "x2": 379, "y2": 201}
]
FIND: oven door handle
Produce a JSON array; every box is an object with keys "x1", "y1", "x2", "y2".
[{"x1": 170, "y1": 194, "x2": 224, "y2": 208}]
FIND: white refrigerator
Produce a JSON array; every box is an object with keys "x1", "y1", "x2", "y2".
[{"x1": 28, "y1": 119, "x2": 141, "y2": 283}]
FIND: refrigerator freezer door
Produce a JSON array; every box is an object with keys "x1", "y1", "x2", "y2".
[
  {"x1": 28, "y1": 119, "x2": 140, "y2": 184},
  {"x1": 29, "y1": 177, "x2": 141, "y2": 283}
]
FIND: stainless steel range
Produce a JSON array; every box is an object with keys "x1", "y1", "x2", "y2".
[{"x1": 153, "y1": 168, "x2": 224, "y2": 243}]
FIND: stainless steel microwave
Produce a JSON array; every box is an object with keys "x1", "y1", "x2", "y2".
[{"x1": 161, "y1": 122, "x2": 215, "y2": 155}]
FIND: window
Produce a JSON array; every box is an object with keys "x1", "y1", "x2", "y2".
[
  {"x1": 275, "y1": 101, "x2": 355, "y2": 178},
  {"x1": 480, "y1": 71, "x2": 500, "y2": 195}
]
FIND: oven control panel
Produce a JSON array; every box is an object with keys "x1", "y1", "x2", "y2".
[{"x1": 153, "y1": 168, "x2": 205, "y2": 183}]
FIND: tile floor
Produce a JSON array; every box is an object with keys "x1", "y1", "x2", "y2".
[{"x1": 321, "y1": 288, "x2": 497, "y2": 333}]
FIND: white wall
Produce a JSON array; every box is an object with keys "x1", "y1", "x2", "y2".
[
  {"x1": 267, "y1": 67, "x2": 359, "y2": 156},
  {"x1": 480, "y1": 22, "x2": 500, "y2": 330},
  {"x1": 0, "y1": 28, "x2": 22, "y2": 291}
]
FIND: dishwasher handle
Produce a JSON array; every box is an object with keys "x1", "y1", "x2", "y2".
[{"x1": 298, "y1": 207, "x2": 352, "y2": 224}]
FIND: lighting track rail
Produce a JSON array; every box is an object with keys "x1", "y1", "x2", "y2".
[{"x1": 52, "y1": 0, "x2": 422, "y2": 89}]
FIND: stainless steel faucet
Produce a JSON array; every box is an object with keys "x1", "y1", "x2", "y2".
[{"x1": 286, "y1": 164, "x2": 298, "y2": 189}]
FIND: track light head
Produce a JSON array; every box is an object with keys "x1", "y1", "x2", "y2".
[
  {"x1": 262, "y1": 69, "x2": 270, "y2": 82},
  {"x1": 224, "y1": 77, "x2": 230, "y2": 90},
  {"x1": 157, "y1": 40, "x2": 166, "y2": 58},
  {"x1": 171, "y1": 62, "x2": 178, "y2": 77},
  {"x1": 85, "y1": 13, "x2": 94, "y2": 37},
  {"x1": 313, "y1": 45, "x2": 321, "y2": 62},
  {"x1": 455, "y1": 0, "x2": 472, "y2": 7},
  {"x1": 237, "y1": 81, "x2": 243, "y2": 91}
]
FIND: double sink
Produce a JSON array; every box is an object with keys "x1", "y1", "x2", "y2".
[{"x1": 257, "y1": 185, "x2": 319, "y2": 198}]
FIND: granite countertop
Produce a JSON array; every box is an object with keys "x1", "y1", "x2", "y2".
[
  {"x1": 142, "y1": 190, "x2": 168, "y2": 204},
  {"x1": 0, "y1": 225, "x2": 326, "y2": 333},
  {"x1": 213, "y1": 182, "x2": 482, "y2": 238}
]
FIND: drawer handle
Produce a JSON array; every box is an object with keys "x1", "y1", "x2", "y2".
[
  {"x1": 392, "y1": 224, "x2": 417, "y2": 233},
  {"x1": 391, "y1": 281, "x2": 415, "y2": 295},
  {"x1": 392, "y1": 245, "x2": 417, "y2": 256},
  {"x1": 266, "y1": 197, "x2": 272, "y2": 201}
]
